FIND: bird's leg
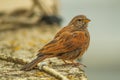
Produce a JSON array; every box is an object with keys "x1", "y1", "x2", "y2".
[
  {"x1": 70, "y1": 60, "x2": 79, "y2": 66},
  {"x1": 62, "y1": 59, "x2": 86, "y2": 67},
  {"x1": 62, "y1": 59, "x2": 79, "y2": 65},
  {"x1": 70, "y1": 60, "x2": 87, "y2": 67},
  {"x1": 62, "y1": 59, "x2": 67, "y2": 64}
]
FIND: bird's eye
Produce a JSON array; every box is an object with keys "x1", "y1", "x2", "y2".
[{"x1": 78, "y1": 19, "x2": 81, "y2": 21}]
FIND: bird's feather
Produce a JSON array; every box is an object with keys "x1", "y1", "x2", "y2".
[{"x1": 38, "y1": 27, "x2": 87, "y2": 56}]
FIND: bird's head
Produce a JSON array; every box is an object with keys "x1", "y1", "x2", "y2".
[{"x1": 69, "y1": 15, "x2": 91, "y2": 29}]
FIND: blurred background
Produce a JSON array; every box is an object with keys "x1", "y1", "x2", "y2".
[
  {"x1": 60, "y1": 0, "x2": 120, "y2": 80},
  {"x1": 0, "y1": 0, "x2": 120, "y2": 80}
]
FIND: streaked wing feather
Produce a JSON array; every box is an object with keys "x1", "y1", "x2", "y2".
[{"x1": 38, "y1": 30, "x2": 85, "y2": 56}]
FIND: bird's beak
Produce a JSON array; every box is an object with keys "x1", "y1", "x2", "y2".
[{"x1": 84, "y1": 18, "x2": 91, "y2": 23}]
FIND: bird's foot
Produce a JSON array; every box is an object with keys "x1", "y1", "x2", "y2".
[
  {"x1": 62, "y1": 60, "x2": 87, "y2": 67},
  {"x1": 72, "y1": 62, "x2": 87, "y2": 67},
  {"x1": 62, "y1": 62, "x2": 86, "y2": 68}
]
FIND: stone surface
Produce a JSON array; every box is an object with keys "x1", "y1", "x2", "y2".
[{"x1": 0, "y1": 25, "x2": 87, "y2": 80}]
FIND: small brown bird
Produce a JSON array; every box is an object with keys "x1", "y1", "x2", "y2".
[{"x1": 22, "y1": 15, "x2": 91, "y2": 71}]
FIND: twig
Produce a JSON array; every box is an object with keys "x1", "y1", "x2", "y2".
[
  {"x1": 38, "y1": 63, "x2": 69, "y2": 80},
  {"x1": 0, "y1": 54, "x2": 69, "y2": 80},
  {"x1": 0, "y1": 54, "x2": 27, "y2": 65}
]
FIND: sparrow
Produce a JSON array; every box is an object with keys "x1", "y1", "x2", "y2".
[{"x1": 21, "y1": 15, "x2": 91, "y2": 71}]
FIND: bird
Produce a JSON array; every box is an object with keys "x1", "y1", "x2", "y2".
[{"x1": 21, "y1": 15, "x2": 91, "y2": 71}]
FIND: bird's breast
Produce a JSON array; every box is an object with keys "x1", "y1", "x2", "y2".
[{"x1": 74, "y1": 30, "x2": 90, "y2": 51}]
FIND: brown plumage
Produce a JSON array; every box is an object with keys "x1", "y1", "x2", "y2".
[{"x1": 21, "y1": 15, "x2": 91, "y2": 71}]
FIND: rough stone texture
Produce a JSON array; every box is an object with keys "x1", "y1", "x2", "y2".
[{"x1": 0, "y1": 25, "x2": 87, "y2": 80}]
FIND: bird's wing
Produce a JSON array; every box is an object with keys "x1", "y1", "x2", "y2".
[{"x1": 37, "y1": 31, "x2": 86, "y2": 56}]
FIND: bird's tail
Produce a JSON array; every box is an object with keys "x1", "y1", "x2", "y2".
[{"x1": 21, "y1": 55, "x2": 47, "y2": 71}]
